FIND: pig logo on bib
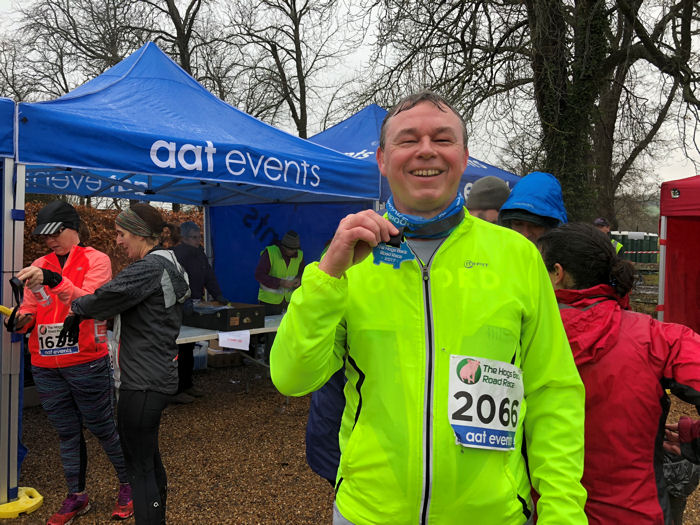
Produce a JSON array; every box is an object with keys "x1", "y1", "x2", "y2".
[{"x1": 457, "y1": 358, "x2": 481, "y2": 385}]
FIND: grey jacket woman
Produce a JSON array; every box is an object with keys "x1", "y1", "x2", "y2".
[{"x1": 71, "y1": 248, "x2": 190, "y2": 394}]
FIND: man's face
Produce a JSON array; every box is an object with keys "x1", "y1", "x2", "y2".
[
  {"x1": 596, "y1": 225, "x2": 610, "y2": 234},
  {"x1": 377, "y1": 101, "x2": 469, "y2": 218},
  {"x1": 281, "y1": 246, "x2": 298, "y2": 258},
  {"x1": 510, "y1": 220, "x2": 546, "y2": 243},
  {"x1": 472, "y1": 209, "x2": 500, "y2": 224},
  {"x1": 183, "y1": 230, "x2": 202, "y2": 247}
]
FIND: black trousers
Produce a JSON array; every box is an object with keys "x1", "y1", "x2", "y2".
[
  {"x1": 177, "y1": 343, "x2": 195, "y2": 393},
  {"x1": 117, "y1": 390, "x2": 170, "y2": 525}
]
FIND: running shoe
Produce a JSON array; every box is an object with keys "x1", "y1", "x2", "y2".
[
  {"x1": 184, "y1": 386, "x2": 204, "y2": 397},
  {"x1": 111, "y1": 483, "x2": 134, "y2": 520},
  {"x1": 47, "y1": 493, "x2": 90, "y2": 525}
]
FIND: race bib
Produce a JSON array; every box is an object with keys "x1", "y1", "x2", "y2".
[
  {"x1": 37, "y1": 323, "x2": 79, "y2": 356},
  {"x1": 448, "y1": 355, "x2": 523, "y2": 451}
]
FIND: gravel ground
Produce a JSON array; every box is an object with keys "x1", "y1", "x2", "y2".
[
  {"x1": 12, "y1": 364, "x2": 700, "y2": 524},
  {"x1": 15, "y1": 365, "x2": 334, "y2": 524}
]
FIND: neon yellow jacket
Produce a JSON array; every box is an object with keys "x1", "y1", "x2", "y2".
[
  {"x1": 257, "y1": 245, "x2": 303, "y2": 304},
  {"x1": 611, "y1": 239, "x2": 623, "y2": 254},
  {"x1": 271, "y1": 214, "x2": 586, "y2": 525}
]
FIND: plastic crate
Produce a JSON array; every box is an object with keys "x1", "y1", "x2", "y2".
[{"x1": 193, "y1": 341, "x2": 208, "y2": 371}]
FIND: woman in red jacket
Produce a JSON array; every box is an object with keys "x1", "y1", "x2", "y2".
[
  {"x1": 12, "y1": 201, "x2": 132, "y2": 524},
  {"x1": 537, "y1": 223, "x2": 700, "y2": 525}
]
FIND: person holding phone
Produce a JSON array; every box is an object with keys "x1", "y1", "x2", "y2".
[{"x1": 11, "y1": 200, "x2": 132, "y2": 525}]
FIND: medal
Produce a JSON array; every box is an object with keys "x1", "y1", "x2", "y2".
[{"x1": 372, "y1": 241, "x2": 415, "y2": 269}]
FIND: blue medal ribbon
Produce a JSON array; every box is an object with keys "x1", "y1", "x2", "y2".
[
  {"x1": 385, "y1": 194, "x2": 465, "y2": 239},
  {"x1": 373, "y1": 194, "x2": 466, "y2": 269}
]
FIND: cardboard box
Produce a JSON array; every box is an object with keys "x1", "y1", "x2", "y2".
[
  {"x1": 207, "y1": 348, "x2": 243, "y2": 368},
  {"x1": 183, "y1": 302, "x2": 265, "y2": 331}
]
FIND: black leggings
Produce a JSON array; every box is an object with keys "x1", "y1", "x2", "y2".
[
  {"x1": 177, "y1": 343, "x2": 195, "y2": 393},
  {"x1": 117, "y1": 390, "x2": 171, "y2": 525}
]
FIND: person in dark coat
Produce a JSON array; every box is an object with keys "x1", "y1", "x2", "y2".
[
  {"x1": 305, "y1": 369, "x2": 345, "y2": 486},
  {"x1": 172, "y1": 221, "x2": 227, "y2": 402},
  {"x1": 68, "y1": 203, "x2": 191, "y2": 525}
]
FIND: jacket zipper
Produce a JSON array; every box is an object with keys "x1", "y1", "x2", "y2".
[
  {"x1": 404, "y1": 238, "x2": 447, "y2": 524},
  {"x1": 418, "y1": 259, "x2": 434, "y2": 525}
]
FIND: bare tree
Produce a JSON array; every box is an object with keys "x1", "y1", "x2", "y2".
[
  {"x1": 135, "y1": 0, "x2": 209, "y2": 75},
  {"x1": 11, "y1": 0, "x2": 223, "y2": 98},
  {"x1": 367, "y1": 0, "x2": 700, "y2": 222},
  {"x1": 615, "y1": 177, "x2": 661, "y2": 233},
  {"x1": 194, "y1": 13, "x2": 286, "y2": 121},
  {"x1": 17, "y1": 0, "x2": 153, "y2": 96},
  {"x1": 225, "y1": 0, "x2": 370, "y2": 137},
  {"x1": 0, "y1": 37, "x2": 36, "y2": 100}
]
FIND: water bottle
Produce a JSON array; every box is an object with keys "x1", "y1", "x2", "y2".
[{"x1": 31, "y1": 284, "x2": 52, "y2": 307}]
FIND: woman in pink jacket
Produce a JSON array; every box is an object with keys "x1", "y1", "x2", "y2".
[
  {"x1": 537, "y1": 223, "x2": 700, "y2": 525},
  {"x1": 12, "y1": 201, "x2": 132, "y2": 524}
]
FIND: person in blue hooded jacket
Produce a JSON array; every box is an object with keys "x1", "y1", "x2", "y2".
[{"x1": 499, "y1": 171, "x2": 567, "y2": 242}]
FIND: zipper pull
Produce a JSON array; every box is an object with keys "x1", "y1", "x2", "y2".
[{"x1": 422, "y1": 266, "x2": 429, "y2": 281}]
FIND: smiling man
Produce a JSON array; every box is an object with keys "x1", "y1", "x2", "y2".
[{"x1": 270, "y1": 91, "x2": 587, "y2": 525}]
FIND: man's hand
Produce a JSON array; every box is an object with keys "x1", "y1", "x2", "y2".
[
  {"x1": 279, "y1": 278, "x2": 301, "y2": 289},
  {"x1": 665, "y1": 423, "x2": 682, "y2": 456},
  {"x1": 13, "y1": 313, "x2": 35, "y2": 331},
  {"x1": 664, "y1": 418, "x2": 700, "y2": 457},
  {"x1": 318, "y1": 210, "x2": 399, "y2": 278}
]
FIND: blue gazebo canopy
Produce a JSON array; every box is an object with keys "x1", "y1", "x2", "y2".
[
  {"x1": 17, "y1": 43, "x2": 379, "y2": 206},
  {"x1": 0, "y1": 97, "x2": 13, "y2": 158}
]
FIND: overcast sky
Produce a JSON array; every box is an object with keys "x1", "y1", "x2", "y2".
[{"x1": 0, "y1": 0, "x2": 697, "y2": 183}]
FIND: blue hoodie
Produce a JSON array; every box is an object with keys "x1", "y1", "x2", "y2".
[{"x1": 500, "y1": 171, "x2": 568, "y2": 224}]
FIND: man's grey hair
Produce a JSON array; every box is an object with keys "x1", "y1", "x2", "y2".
[{"x1": 379, "y1": 90, "x2": 469, "y2": 149}]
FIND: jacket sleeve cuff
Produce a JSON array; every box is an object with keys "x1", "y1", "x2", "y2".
[
  {"x1": 51, "y1": 277, "x2": 73, "y2": 295},
  {"x1": 679, "y1": 416, "x2": 700, "y2": 442},
  {"x1": 301, "y1": 262, "x2": 347, "y2": 294}
]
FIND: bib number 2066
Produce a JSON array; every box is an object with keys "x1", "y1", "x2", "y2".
[{"x1": 451, "y1": 391, "x2": 519, "y2": 428}]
